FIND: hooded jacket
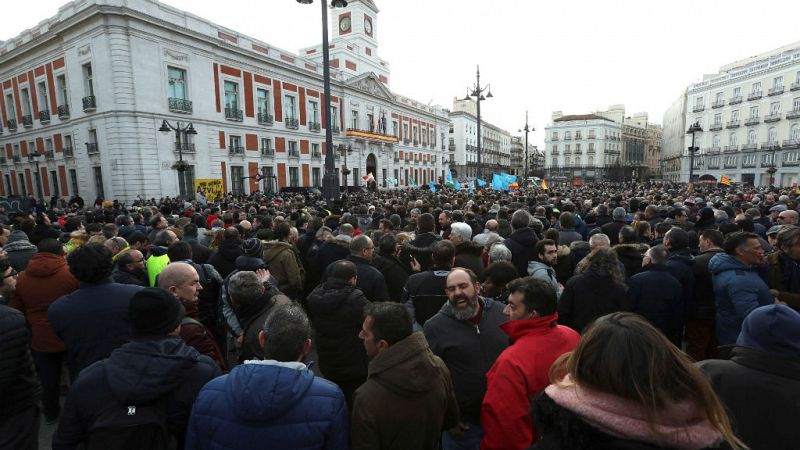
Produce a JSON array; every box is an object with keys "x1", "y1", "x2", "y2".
[
  {"x1": 262, "y1": 240, "x2": 305, "y2": 298},
  {"x1": 4, "y1": 229, "x2": 37, "y2": 271},
  {"x1": 558, "y1": 269, "x2": 628, "y2": 334},
  {"x1": 372, "y1": 252, "x2": 411, "y2": 302},
  {"x1": 627, "y1": 264, "x2": 684, "y2": 344},
  {"x1": 423, "y1": 297, "x2": 508, "y2": 423},
  {"x1": 504, "y1": 227, "x2": 540, "y2": 277},
  {"x1": 10, "y1": 252, "x2": 79, "y2": 352},
  {"x1": 53, "y1": 338, "x2": 220, "y2": 450},
  {"x1": 481, "y1": 314, "x2": 580, "y2": 450},
  {"x1": 454, "y1": 241, "x2": 485, "y2": 279},
  {"x1": 614, "y1": 243, "x2": 649, "y2": 278},
  {"x1": 697, "y1": 304, "x2": 800, "y2": 450},
  {"x1": 528, "y1": 260, "x2": 559, "y2": 296},
  {"x1": 207, "y1": 238, "x2": 243, "y2": 279},
  {"x1": 146, "y1": 245, "x2": 170, "y2": 287},
  {"x1": 351, "y1": 332, "x2": 459, "y2": 450},
  {"x1": 307, "y1": 278, "x2": 370, "y2": 382},
  {"x1": 709, "y1": 253, "x2": 774, "y2": 345},
  {"x1": 185, "y1": 360, "x2": 348, "y2": 450}
]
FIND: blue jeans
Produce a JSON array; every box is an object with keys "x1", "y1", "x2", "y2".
[{"x1": 442, "y1": 421, "x2": 483, "y2": 450}]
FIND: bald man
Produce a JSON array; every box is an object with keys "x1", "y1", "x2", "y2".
[
  {"x1": 159, "y1": 263, "x2": 227, "y2": 371},
  {"x1": 778, "y1": 210, "x2": 799, "y2": 226}
]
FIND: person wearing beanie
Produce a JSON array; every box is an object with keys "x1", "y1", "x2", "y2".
[
  {"x1": 262, "y1": 223, "x2": 305, "y2": 301},
  {"x1": 697, "y1": 304, "x2": 800, "y2": 449},
  {"x1": 694, "y1": 207, "x2": 717, "y2": 232},
  {"x1": 53, "y1": 287, "x2": 220, "y2": 450}
]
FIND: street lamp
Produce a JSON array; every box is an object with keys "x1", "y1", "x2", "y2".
[
  {"x1": 686, "y1": 121, "x2": 703, "y2": 185},
  {"x1": 339, "y1": 144, "x2": 352, "y2": 189},
  {"x1": 767, "y1": 145, "x2": 779, "y2": 186},
  {"x1": 28, "y1": 151, "x2": 43, "y2": 202},
  {"x1": 159, "y1": 119, "x2": 198, "y2": 198},
  {"x1": 464, "y1": 65, "x2": 492, "y2": 180},
  {"x1": 518, "y1": 110, "x2": 534, "y2": 182},
  {"x1": 298, "y1": 0, "x2": 348, "y2": 203}
]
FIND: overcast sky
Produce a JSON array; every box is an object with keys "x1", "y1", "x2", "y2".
[{"x1": 4, "y1": 0, "x2": 800, "y2": 149}]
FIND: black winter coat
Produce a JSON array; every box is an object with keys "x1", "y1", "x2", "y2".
[
  {"x1": 614, "y1": 243, "x2": 649, "y2": 279},
  {"x1": 323, "y1": 255, "x2": 389, "y2": 303},
  {"x1": 601, "y1": 220, "x2": 627, "y2": 246},
  {"x1": 372, "y1": 253, "x2": 411, "y2": 302},
  {"x1": 313, "y1": 239, "x2": 350, "y2": 275},
  {"x1": 401, "y1": 232, "x2": 442, "y2": 272},
  {"x1": 0, "y1": 304, "x2": 41, "y2": 421},
  {"x1": 504, "y1": 227, "x2": 540, "y2": 278},
  {"x1": 627, "y1": 264, "x2": 683, "y2": 342},
  {"x1": 666, "y1": 248, "x2": 695, "y2": 317},
  {"x1": 112, "y1": 265, "x2": 148, "y2": 286},
  {"x1": 691, "y1": 248, "x2": 724, "y2": 320},
  {"x1": 558, "y1": 269, "x2": 628, "y2": 333},
  {"x1": 307, "y1": 278, "x2": 370, "y2": 382},
  {"x1": 207, "y1": 238, "x2": 243, "y2": 279},
  {"x1": 454, "y1": 241, "x2": 485, "y2": 279},
  {"x1": 698, "y1": 346, "x2": 800, "y2": 450}
]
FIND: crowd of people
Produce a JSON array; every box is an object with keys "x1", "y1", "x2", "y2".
[{"x1": 1, "y1": 181, "x2": 799, "y2": 450}]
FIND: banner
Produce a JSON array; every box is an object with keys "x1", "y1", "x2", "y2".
[
  {"x1": 720, "y1": 175, "x2": 732, "y2": 186},
  {"x1": 194, "y1": 179, "x2": 224, "y2": 201}
]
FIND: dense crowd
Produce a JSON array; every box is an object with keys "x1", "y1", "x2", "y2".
[{"x1": 1, "y1": 181, "x2": 799, "y2": 450}]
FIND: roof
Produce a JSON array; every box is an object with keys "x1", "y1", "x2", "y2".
[{"x1": 553, "y1": 114, "x2": 614, "y2": 123}]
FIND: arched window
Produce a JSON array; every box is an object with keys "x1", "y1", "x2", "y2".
[
  {"x1": 791, "y1": 124, "x2": 800, "y2": 142},
  {"x1": 588, "y1": 156, "x2": 594, "y2": 166},
  {"x1": 712, "y1": 134, "x2": 720, "y2": 148},
  {"x1": 748, "y1": 129, "x2": 757, "y2": 145},
  {"x1": 729, "y1": 133, "x2": 738, "y2": 146},
  {"x1": 768, "y1": 127, "x2": 778, "y2": 144},
  {"x1": 565, "y1": 157, "x2": 571, "y2": 166}
]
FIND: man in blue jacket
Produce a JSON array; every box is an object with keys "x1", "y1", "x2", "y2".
[
  {"x1": 185, "y1": 303, "x2": 348, "y2": 450},
  {"x1": 710, "y1": 232, "x2": 774, "y2": 345}
]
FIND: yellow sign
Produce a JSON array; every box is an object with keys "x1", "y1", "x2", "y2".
[{"x1": 195, "y1": 179, "x2": 223, "y2": 201}]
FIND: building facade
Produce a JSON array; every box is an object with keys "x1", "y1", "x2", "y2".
[
  {"x1": 543, "y1": 112, "x2": 622, "y2": 184},
  {"x1": 447, "y1": 98, "x2": 512, "y2": 179},
  {"x1": 0, "y1": 0, "x2": 450, "y2": 202},
  {"x1": 663, "y1": 41, "x2": 800, "y2": 186}
]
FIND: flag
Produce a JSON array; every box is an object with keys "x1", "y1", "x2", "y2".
[
  {"x1": 541, "y1": 178, "x2": 549, "y2": 190},
  {"x1": 363, "y1": 172, "x2": 375, "y2": 183},
  {"x1": 453, "y1": 179, "x2": 461, "y2": 191},
  {"x1": 492, "y1": 174, "x2": 503, "y2": 190},
  {"x1": 720, "y1": 175, "x2": 732, "y2": 186},
  {"x1": 476, "y1": 178, "x2": 487, "y2": 187},
  {"x1": 429, "y1": 181, "x2": 436, "y2": 193},
  {"x1": 446, "y1": 168, "x2": 453, "y2": 184}
]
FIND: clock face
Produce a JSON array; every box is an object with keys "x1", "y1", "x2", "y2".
[
  {"x1": 364, "y1": 18, "x2": 372, "y2": 35},
  {"x1": 339, "y1": 16, "x2": 351, "y2": 32}
]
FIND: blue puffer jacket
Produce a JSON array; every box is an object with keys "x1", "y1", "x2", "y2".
[
  {"x1": 709, "y1": 253, "x2": 774, "y2": 345},
  {"x1": 185, "y1": 360, "x2": 349, "y2": 450}
]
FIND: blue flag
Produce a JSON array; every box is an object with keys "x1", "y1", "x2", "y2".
[
  {"x1": 492, "y1": 174, "x2": 503, "y2": 190},
  {"x1": 453, "y1": 179, "x2": 461, "y2": 191},
  {"x1": 429, "y1": 181, "x2": 436, "y2": 193},
  {"x1": 476, "y1": 178, "x2": 487, "y2": 187}
]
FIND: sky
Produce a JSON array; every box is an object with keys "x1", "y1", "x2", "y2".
[{"x1": 4, "y1": 0, "x2": 800, "y2": 150}]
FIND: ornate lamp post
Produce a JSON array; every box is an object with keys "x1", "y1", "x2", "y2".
[
  {"x1": 298, "y1": 0, "x2": 349, "y2": 202},
  {"x1": 463, "y1": 65, "x2": 492, "y2": 180},
  {"x1": 28, "y1": 151, "x2": 43, "y2": 202},
  {"x1": 519, "y1": 110, "x2": 534, "y2": 181},
  {"x1": 159, "y1": 119, "x2": 197, "y2": 197},
  {"x1": 686, "y1": 121, "x2": 703, "y2": 185},
  {"x1": 767, "y1": 145, "x2": 778, "y2": 186}
]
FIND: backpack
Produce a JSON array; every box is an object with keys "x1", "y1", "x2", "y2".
[{"x1": 85, "y1": 363, "x2": 175, "y2": 450}]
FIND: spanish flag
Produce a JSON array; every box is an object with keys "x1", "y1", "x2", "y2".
[
  {"x1": 541, "y1": 178, "x2": 549, "y2": 190},
  {"x1": 720, "y1": 175, "x2": 732, "y2": 186}
]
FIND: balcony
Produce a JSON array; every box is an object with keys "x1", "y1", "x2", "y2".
[
  {"x1": 39, "y1": 110, "x2": 50, "y2": 124},
  {"x1": 228, "y1": 145, "x2": 244, "y2": 155},
  {"x1": 174, "y1": 142, "x2": 195, "y2": 153},
  {"x1": 760, "y1": 142, "x2": 781, "y2": 150},
  {"x1": 726, "y1": 120, "x2": 740, "y2": 128},
  {"x1": 57, "y1": 104, "x2": 70, "y2": 119},
  {"x1": 563, "y1": 135, "x2": 572, "y2": 140},
  {"x1": 712, "y1": 100, "x2": 726, "y2": 109},
  {"x1": 261, "y1": 147, "x2": 274, "y2": 157},
  {"x1": 787, "y1": 109, "x2": 800, "y2": 120},
  {"x1": 285, "y1": 117, "x2": 299, "y2": 129},
  {"x1": 765, "y1": 113, "x2": 782, "y2": 123},
  {"x1": 742, "y1": 160, "x2": 757, "y2": 168},
  {"x1": 225, "y1": 107, "x2": 243, "y2": 121},
  {"x1": 741, "y1": 143, "x2": 758, "y2": 151},
  {"x1": 708, "y1": 146, "x2": 722, "y2": 154},
  {"x1": 783, "y1": 139, "x2": 800, "y2": 149},
  {"x1": 403, "y1": 139, "x2": 411, "y2": 145},
  {"x1": 744, "y1": 116, "x2": 760, "y2": 126},
  {"x1": 258, "y1": 112, "x2": 274, "y2": 126},
  {"x1": 587, "y1": 134, "x2": 596, "y2": 140},
  {"x1": 575, "y1": 135, "x2": 583, "y2": 140},
  {"x1": 13, "y1": 155, "x2": 21, "y2": 163},
  {"x1": 309, "y1": 122, "x2": 321, "y2": 132},
  {"x1": 82, "y1": 95, "x2": 96, "y2": 112},
  {"x1": 312, "y1": 150, "x2": 321, "y2": 159},
  {"x1": 551, "y1": 136, "x2": 559, "y2": 141},
  {"x1": 784, "y1": 160, "x2": 800, "y2": 167},
  {"x1": 707, "y1": 162, "x2": 720, "y2": 169},
  {"x1": 332, "y1": 126, "x2": 340, "y2": 134},
  {"x1": 723, "y1": 162, "x2": 738, "y2": 169},
  {"x1": 747, "y1": 91, "x2": 762, "y2": 101},
  {"x1": 63, "y1": 146, "x2": 73, "y2": 157},
  {"x1": 768, "y1": 86, "x2": 784, "y2": 96},
  {"x1": 288, "y1": 149, "x2": 300, "y2": 158},
  {"x1": 709, "y1": 122, "x2": 723, "y2": 131},
  {"x1": 692, "y1": 104, "x2": 705, "y2": 113},
  {"x1": 22, "y1": 115, "x2": 33, "y2": 128},
  {"x1": 86, "y1": 143, "x2": 99, "y2": 154},
  {"x1": 168, "y1": 98, "x2": 193, "y2": 113},
  {"x1": 722, "y1": 145, "x2": 738, "y2": 153},
  {"x1": 6, "y1": 119, "x2": 17, "y2": 131},
  {"x1": 792, "y1": 81, "x2": 800, "y2": 91},
  {"x1": 729, "y1": 96, "x2": 743, "y2": 105},
  {"x1": 43, "y1": 150, "x2": 54, "y2": 160}
]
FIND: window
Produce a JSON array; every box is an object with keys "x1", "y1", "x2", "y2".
[
  {"x1": 752, "y1": 81, "x2": 761, "y2": 93},
  {"x1": 167, "y1": 67, "x2": 187, "y2": 100},
  {"x1": 20, "y1": 88, "x2": 31, "y2": 116},
  {"x1": 565, "y1": 131, "x2": 572, "y2": 140},
  {"x1": 224, "y1": 81, "x2": 239, "y2": 110},
  {"x1": 712, "y1": 134, "x2": 720, "y2": 148},
  {"x1": 588, "y1": 143, "x2": 594, "y2": 151},
  {"x1": 731, "y1": 109, "x2": 739, "y2": 121},
  {"x1": 749, "y1": 106, "x2": 759, "y2": 118},
  {"x1": 4, "y1": 175, "x2": 11, "y2": 196},
  {"x1": 729, "y1": 133, "x2": 738, "y2": 146},
  {"x1": 353, "y1": 168, "x2": 359, "y2": 183},
  {"x1": 763, "y1": 153, "x2": 774, "y2": 166},
  {"x1": 716, "y1": 92, "x2": 723, "y2": 103},
  {"x1": 794, "y1": 97, "x2": 800, "y2": 112},
  {"x1": 37, "y1": 81, "x2": 48, "y2": 112},
  {"x1": 288, "y1": 141, "x2": 298, "y2": 156},
  {"x1": 5, "y1": 94, "x2": 14, "y2": 120},
  {"x1": 743, "y1": 154, "x2": 756, "y2": 166},
  {"x1": 748, "y1": 129, "x2": 757, "y2": 145},
  {"x1": 774, "y1": 76, "x2": 783, "y2": 88},
  {"x1": 256, "y1": 88, "x2": 270, "y2": 115},
  {"x1": 552, "y1": 131, "x2": 558, "y2": 140},
  {"x1": 229, "y1": 135, "x2": 242, "y2": 152},
  {"x1": 69, "y1": 169, "x2": 78, "y2": 195},
  {"x1": 88, "y1": 129, "x2": 98, "y2": 153},
  {"x1": 289, "y1": 167, "x2": 299, "y2": 187},
  {"x1": 412, "y1": 127, "x2": 418, "y2": 143},
  {"x1": 575, "y1": 131, "x2": 582, "y2": 140},
  {"x1": 695, "y1": 96, "x2": 703, "y2": 107},
  {"x1": 56, "y1": 74, "x2": 68, "y2": 106},
  {"x1": 18, "y1": 173, "x2": 27, "y2": 196},
  {"x1": 552, "y1": 145, "x2": 557, "y2": 153},
  {"x1": 403, "y1": 123, "x2": 409, "y2": 139},
  {"x1": 260, "y1": 137, "x2": 273, "y2": 155},
  {"x1": 309, "y1": 100, "x2": 319, "y2": 124},
  {"x1": 328, "y1": 105, "x2": 338, "y2": 129},
  {"x1": 367, "y1": 113, "x2": 374, "y2": 131},
  {"x1": 785, "y1": 152, "x2": 799, "y2": 163},
  {"x1": 770, "y1": 102, "x2": 781, "y2": 115},
  {"x1": 93, "y1": 166, "x2": 104, "y2": 198},
  {"x1": 768, "y1": 127, "x2": 778, "y2": 144},
  {"x1": 392, "y1": 121, "x2": 398, "y2": 137},
  {"x1": 734, "y1": 86, "x2": 742, "y2": 96},
  {"x1": 588, "y1": 156, "x2": 594, "y2": 166},
  {"x1": 565, "y1": 144, "x2": 571, "y2": 152},
  {"x1": 575, "y1": 143, "x2": 581, "y2": 152},
  {"x1": 312, "y1": 167, "x2": 321, "y2": 187},
  {"x1": 312, "y1": 143, "x2": 320, "y2": 156},
  {"x1": 82, "y1": 63, "x2": 94, "y2": 97},
  {"x1": 230, "y1": 166, "x2": 244, "y2": 195},
  {"x1": 791, "y1": 124, "x2": 800, "y2": 142}
]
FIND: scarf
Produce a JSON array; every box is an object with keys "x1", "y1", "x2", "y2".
[
  {"x1": 779, "y1": 252, "x2": 800, "y2": 294},
  {"x1": 545, "y1": 376, "x2": 723, "y2": 449}
]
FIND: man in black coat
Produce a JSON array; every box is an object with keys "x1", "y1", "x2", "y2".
[
  {"x1": 451, "y1": 222, "x2": 485, "y2": 279},
  {"x1": 207, "y1": 227, "x2": 243, "y2": 279},
  {"x1": 697, "y1": 304, "x2": 800, "y2": 450},
  {"x1": 503, "y1": 210, "x2": 539, "y2": 278},
  {"x1": 601, "y1": 207, "x2": 628, "y2": 246},
  {"x1": 663, "y1": 227, "x2": 695, "y2": 344},
  {"x1": 53, "y1": 288, "x2": 220, "y2": 450},
  {"x1": 324, "y1": 235, "x2": 389, "y2": 303},
  {"x1": 307, "y1": 260, "x2": 370, "y2": 410},
  {"x1": 0, "y1": 303, "x2": 41, "y2": 450},
  {"x1": 402, "y1": 240, "x2": 455, "y2": 328},
  {"x1": 686, "y1": 229, "x2": 725, "y2": 361},
  {"x1": 313, "y1": 223, "x2": 353, "y2": 274},
  {"x1": 371, "y1": 234, "x2": 411, "y2": 302},
  {"x1": 593, "y1": 204, "x2": 613, "y2": 228},
  {"x1": 401, "y1": 213, "x2": 442, "y2": 271},
  {"x1": 626, "y1": 245, "x2": 683, "y2": 344},
  {"x1": 112, "y1": 249, "x2": 148, "y2": 286}
]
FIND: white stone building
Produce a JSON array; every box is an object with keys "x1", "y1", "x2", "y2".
[
  {"x1": 663, "y1": 41, "x2": 800, "y2": 186},
  {"x1": 543, "y1": 111, "x2": 622, "y2": 183},
  {"x1": 447, "y1": 97, "x2": 512, "y2": 179},
  {"x1": 0, "y1": 0, "x2": 450, "y2": 201}
]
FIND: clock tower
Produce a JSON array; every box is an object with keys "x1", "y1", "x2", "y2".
[{"x1": 335, "y1": 0, "x2": 378, "y2": 44}]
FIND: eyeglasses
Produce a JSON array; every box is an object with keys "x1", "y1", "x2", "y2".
[
  {"x1": 3, "y1": 269, "x2": 18, "y2": 279},
  {"x1": 131, "y1": 258, "x2": 145, "y2": 264}
]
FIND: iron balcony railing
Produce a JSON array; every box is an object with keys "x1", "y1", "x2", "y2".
[
  {"x1": 168, "y1": 98, "x2": 193, "y2": 113},
  {"x1": 6, "y1": 119, "x2": 17, "y2": 131},
  {"x1": 82, "y1": 96, "x2": 96, "y2": 111},
  {"x1": 726, "y1": 120, "x2": 740, "y2": 128},
  {"x1": 764, "y1": 113, "x2": 782, "y2": 123},
  {"x1": 225, "y1": 107, "x2": 243, "y2": 121},
  {"x1": 729, "y1": 96, "x2": 743, "y2": 105},
  {"x1": 258, "y1": 112, "x2": 274, "y2": 125},
  {"x1": 63, "y1": 146, "x2": 73, "y2": 157},
  {"x1": 768, "y1": 86, "x2": 785, "y2": 96},
  {"x1": 783, "y1": 139, "x2": 800, "y2": 149},
  {"x1": 692, "y1": 104, "x2": 705, "y2": 113},
  {"x1": 285, "y1": 117, "x2": 299, "y2": 129},
  {"x1": 712, "y1": 100, "x2": 726, "y2": 109},
  {"x1": 57, "y1": 104, "x2": 70, "y2": 119},
  {"x1": 261, "y1": 147, "x2": 274, "y2": 156},
  {"x1": 86, "y1": 143, "x2": 99, "y2": 154},
  {"x1": 175, "y1": 142, "x2": 195, "y2": 153},
  {"x1": 22, "y1": 115, "x2": 33, "y2": 128},
  {"x1": 228, "y1": 145, "x2": 244, "y2": 155},
  {"x1": 309, "y1": 122, "x2": 321, "y2": 132},
  {"x1": 39, "y1": 110, "x2": 50, "y2": 123},
  {"x1": 747, "y1": 91, "x2": 762, "y2": 101},
  {"x1": 787, "y1": 109, "x2": 800, "y2": 120},
  {"x1": 745, "y1": 116, "x2": 760, "y2": 126}
]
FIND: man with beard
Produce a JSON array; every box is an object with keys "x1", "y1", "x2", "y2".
[
  {"x1": 112, "y1": 249, "x2": 148, "y2": 286},
  {"x1": 424, "y1": 268, "x2": 508, "y2": 449}
]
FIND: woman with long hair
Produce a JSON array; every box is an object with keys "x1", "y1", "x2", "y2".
[
  {"x1": 533, "y1": 312, "x2": 746, "y2": 450},
  {"x1": 558, "y1": 247, "x2": 628, "y2": 333}
]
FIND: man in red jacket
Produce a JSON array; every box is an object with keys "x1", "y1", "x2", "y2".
[{"x1": 480, "y1": 277, "x2": 580, "y2": 450}]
